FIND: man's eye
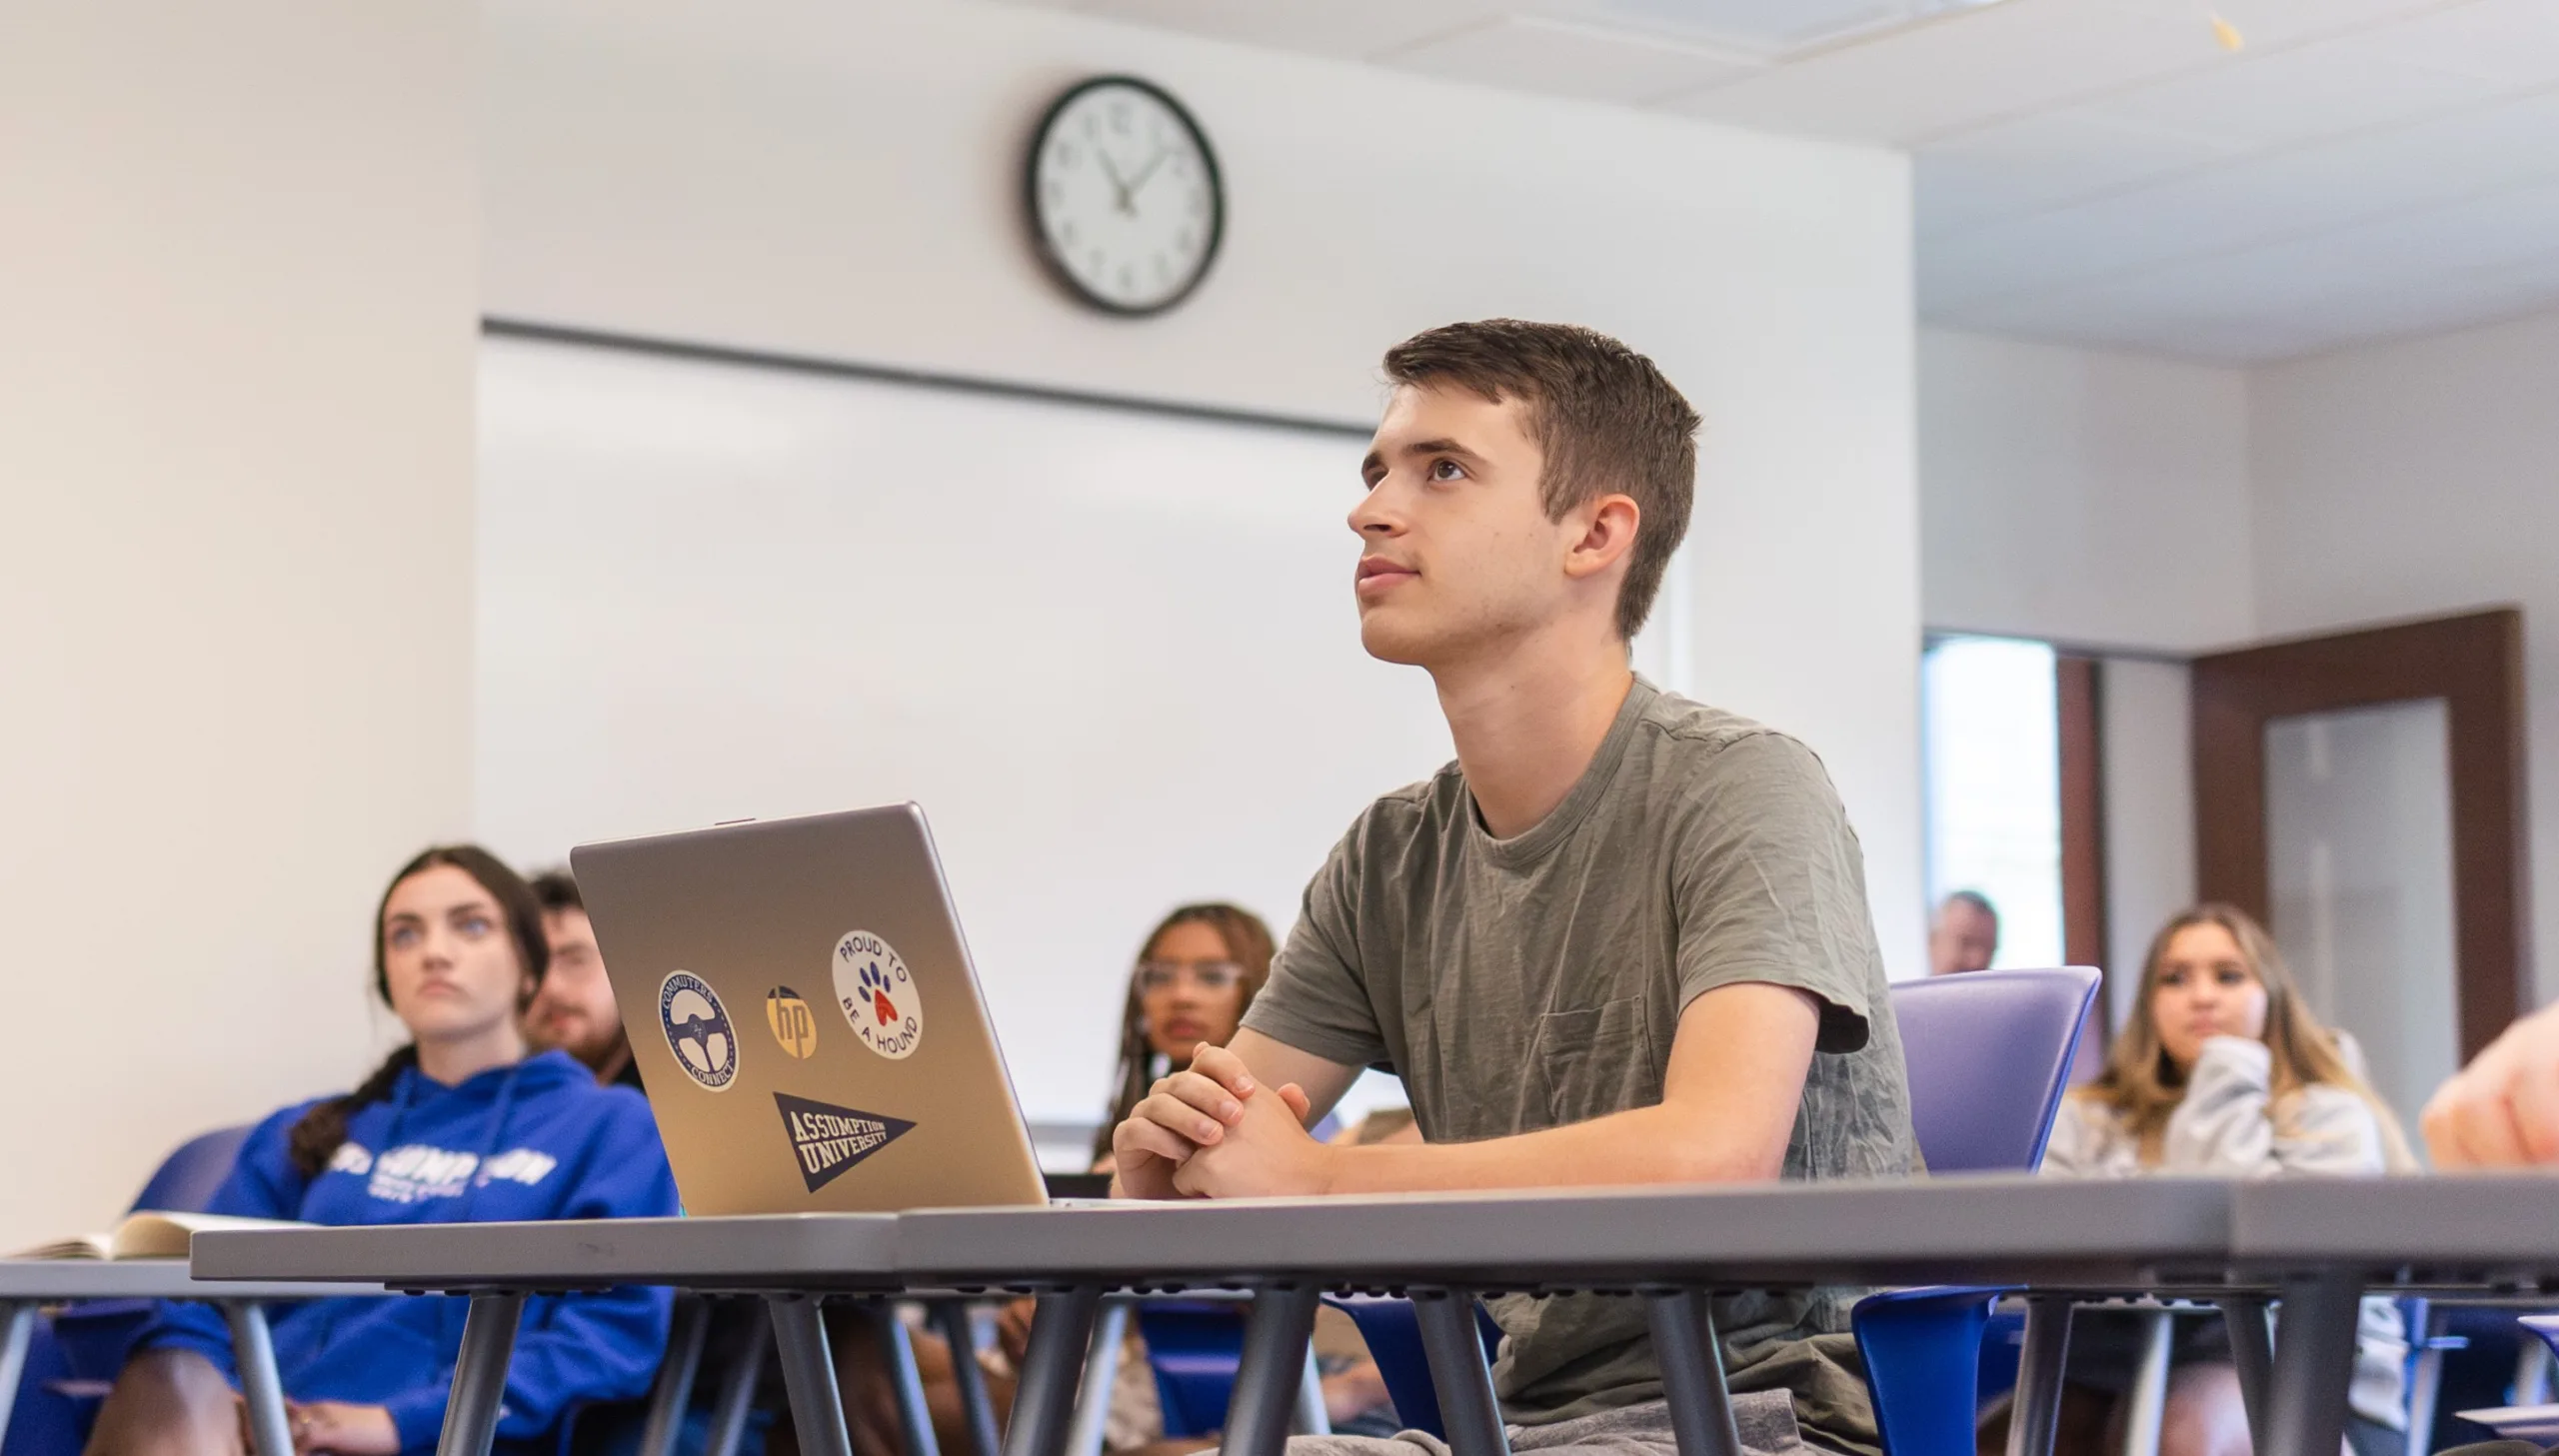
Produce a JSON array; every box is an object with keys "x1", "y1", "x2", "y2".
[{"x1": 1429, "y1": 459, "x2": 1465, "y2": 481}]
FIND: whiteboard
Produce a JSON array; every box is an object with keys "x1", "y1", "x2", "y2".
[{"x1": 475, "y1": 334, "x2": 1679, "y2": 1127}]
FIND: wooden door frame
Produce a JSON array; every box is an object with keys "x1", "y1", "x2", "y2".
[{"x1": 2190, "y1": 608, "x2": 2530, "y2": 1059}]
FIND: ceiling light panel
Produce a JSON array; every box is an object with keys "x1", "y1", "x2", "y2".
[
  {"x1": 1565, "y1": 0, "x2": 2015, "y2": 57},
  {"x1": 1384, "y1": 16, "x2": 1762, "y2": 103}
]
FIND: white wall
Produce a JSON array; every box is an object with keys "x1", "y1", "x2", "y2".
[
  {"x1": 0, "y1": 4, "x2": 475, "y2": 1248},
  {"x1": 1919, "y1": 329, "x2": 2256, "y2": 653},
  {"x1": 483, "y1": 0, "x2": 1928, "y2": 995},
  {"x1": 2253, "y1": 305, "x2": 2559, "y2": 1004}
]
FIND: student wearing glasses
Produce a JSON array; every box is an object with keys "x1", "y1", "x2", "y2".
[{"x1": 1094, "y1": 904, "x2": 1282, "y2": 1168}]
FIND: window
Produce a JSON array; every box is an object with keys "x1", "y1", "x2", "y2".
[{"x1": 1922, "y1": 635, "x2": 2064, "y2": 970}]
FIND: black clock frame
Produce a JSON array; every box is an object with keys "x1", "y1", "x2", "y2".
[{"x1": 1023, "y1": 74, "x2": 1227, "y2": 318}]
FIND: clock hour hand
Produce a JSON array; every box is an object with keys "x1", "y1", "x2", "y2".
[{"x1": 1096, "y1": 150, "x2": 1137, "y2": 214}]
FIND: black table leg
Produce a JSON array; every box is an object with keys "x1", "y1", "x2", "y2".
[
  {"x1": 879, "y1": 1305, "x2": 945, "y2": 1456},
  {"x1": 932, "y1": 1300, "x2": 1004, "y2": 1456},
  {"x1": 438, "y1": 1292, "x2": 527, "y2": 1456},
  {"x1": 1224, "y1": 1286, "x2": 1320, "y2": 1456},
  {"x1": 2220, "y1": 1294, "x2": 2275, "y2": 1447},
  {"x1": 2265, "y1": 1273, "x2": 2364, "y2": 1456},
  {"x1": 639, "y1": 1296, "x2": 712, "y2": 1456},
  {"x1": 1646, "y1": 1289, "x2": 1742, "y2": 1456},
  {"x1": 770, "y1": 1295, "x2": 854, "y2": 1456},
  {"x1": 1004, "y1": 1289, "x2": 1102, "y2": 1456},
  {"x1": 1414, "y1": 1288, "x2": 1509, "y2": 1456},
  {"x1": 2005, "y1": 1294, "x2": 2074, "y2": 1456}
]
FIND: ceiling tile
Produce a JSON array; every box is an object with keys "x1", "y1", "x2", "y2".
[
  {"x1": 2305, "y1": 0, "x2": 2559, "y2": 89},
  {"x1": 1914, "y1": 107, "x2": 2239, "y2": 236},
  {"x1": 1079, "y1": 0, "x2": 1499, "y2": 58},
  {"x1": 1656, "y1": 0, "x2": 2220, "y2": 145},
  {"x1": 1381, "y1": 16, "x2": 1763, "y2": 103},
  {"x1": 2078, "y1": 28, "x2": 2510, "y2": 151}
]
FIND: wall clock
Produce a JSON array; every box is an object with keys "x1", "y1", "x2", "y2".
[{"x1": 1026, "y1": 77, "x2": 1225, "y2": 316}]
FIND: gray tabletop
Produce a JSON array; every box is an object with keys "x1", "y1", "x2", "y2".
[
  {"x1": 186, "y1": 1175, "x2": 2236, "y2": 1294},
  {"x1": 190, "y1": 1213, "x2": 900, "y2": 1293},
  {"x1": 2232, "y1": 1173, "x2": 2559, "y2": 1284},
  {"x1": 0, "y1": 1257, "x2": 383, "y2": 1302},
  {"x1": 897, "y1": 1174, "x2": 2238, "y2": 1290}
]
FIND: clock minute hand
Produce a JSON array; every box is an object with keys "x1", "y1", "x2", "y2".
[{"x1": 1121, "y1": 147, "x2": 1171, "y2": 204}]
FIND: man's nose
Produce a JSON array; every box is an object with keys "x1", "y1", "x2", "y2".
[{"x1": 1348, "y1": 484, "x2": 1400, "y2": 537}]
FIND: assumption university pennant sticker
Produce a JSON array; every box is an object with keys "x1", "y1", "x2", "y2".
[{"x1": 774, "y1": 1092, "x2": 917, "y2": 1193}]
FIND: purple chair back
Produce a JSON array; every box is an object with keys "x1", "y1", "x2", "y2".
[{"x1": 1889, "y1": 968, "x2": 2101, "y2": 1173}]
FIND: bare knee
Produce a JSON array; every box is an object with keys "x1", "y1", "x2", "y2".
[
  {"x1": 85, "y1": 1347, "x2": 243, "y2": 1456},
  {"x1": 2158, "y1": 1363, "x2": 2252, "y2": 1456}
]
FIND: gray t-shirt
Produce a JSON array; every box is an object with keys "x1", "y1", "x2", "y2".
[{"x1": 1241, "y1": 677, "x2": 1913, "y2": 1455}]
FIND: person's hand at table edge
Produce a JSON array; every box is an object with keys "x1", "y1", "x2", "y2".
[
  {"x1": 2425, "y1": 999, "x2": 2559, "y2": 1168},
  {"x1": 1112, "y1": 1041, "x2": 1317, "y2": 1197}
]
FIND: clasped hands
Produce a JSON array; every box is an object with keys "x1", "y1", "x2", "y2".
[{"x1": 1111, "y1": 1043, "x2": 1334, "y2": 1199}]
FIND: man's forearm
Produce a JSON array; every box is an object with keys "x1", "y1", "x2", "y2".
[{"x1": 1317, "y1": 1100, "x2": 1785, "y2": 1194}]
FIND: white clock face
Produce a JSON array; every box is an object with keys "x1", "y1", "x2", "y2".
[{"x1": 1030, "y1": 80, "x2": 1223, "y2": 315}]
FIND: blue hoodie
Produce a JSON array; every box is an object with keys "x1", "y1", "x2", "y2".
[{"x1": 138, "y1": 1049, "x2": 681, "y2": 1454}]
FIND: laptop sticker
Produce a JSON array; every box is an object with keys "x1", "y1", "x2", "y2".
[
  {"x1": 766, "y1": 985, "x2": 819, "y2": 1059},
  {"x1": 832, "y1": 930, "x2": 924, "y2": 1060},
  {"x1": 658, "y1": 970, "x2": 740, "y2": 1091},
  {"x1": 775, "y1": 1092, "x2": 917, "y2": 1192}
]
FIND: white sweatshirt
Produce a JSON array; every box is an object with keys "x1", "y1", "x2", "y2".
[{"x1": 2042, "y1": 1035, "x2": 2409, "y2": 1429}]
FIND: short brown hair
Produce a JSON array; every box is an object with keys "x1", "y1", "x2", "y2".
[
  {"x1": 529, "y1": 867, "x2": 582, "y2": 915},
  {"x1": 1382, "y1": 320, "x2": 1700, "y2": 639}
]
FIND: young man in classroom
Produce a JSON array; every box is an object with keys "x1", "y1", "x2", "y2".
[{"x1": 1112, "y1": 320, "x2": 1917, "y2": 1456}]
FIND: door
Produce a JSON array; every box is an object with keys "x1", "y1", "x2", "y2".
[{"x1": 2190, "y1": 609, "x2": 2530, "y2": 1126}]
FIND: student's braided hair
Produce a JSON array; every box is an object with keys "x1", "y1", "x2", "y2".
[
  {"x1": 1091, "y1": 903, "x2": 1276, "y2": 1165},
  {"x1": 285, "y1": 846, "x2": 549, "y2": 1178}
]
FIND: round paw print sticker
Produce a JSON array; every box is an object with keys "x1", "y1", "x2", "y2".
[{"x1": 832, "y1": 930, "x2": 923, "y2": 1060}]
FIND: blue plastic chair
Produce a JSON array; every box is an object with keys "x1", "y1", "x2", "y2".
[
  {"x1": 1133, "y1": 1300, "x2": 1256, "y2": 1438},
  {"x1": 1322, "y1": 1292, "x2": 1501, "y2": 1439},
  {"x1": 1851, "y1": 967, "x2": 2101, "y2": 1456},
  {"x1": 12, "y1": 1125, "x2": 256, "y2": 1456},
  {"x1": 128, "y1": 1125, "x2": 253, "y2": 1216},
  {"x1": 1332, "y1": 969, "x2": 2100, "y2": 1447}
]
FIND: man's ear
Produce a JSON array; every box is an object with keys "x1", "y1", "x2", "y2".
[{"x1": 1561, "y1": 494, "x2": 1641, "y2": 582}]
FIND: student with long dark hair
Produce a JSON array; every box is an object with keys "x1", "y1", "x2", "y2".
[
  {"x1": 1091, "y1": 903, "x2": 1278, "y2": 1168},
  {"x1": 86, "y1": 846, "x2": 680, "y2": 1456}
]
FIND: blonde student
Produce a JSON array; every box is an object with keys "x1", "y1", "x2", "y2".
[{"x1": 2039, "y1": 904, "x2": 2413, "y2": 1456}]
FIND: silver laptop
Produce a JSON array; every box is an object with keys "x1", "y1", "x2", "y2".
[{"x1": 572, "y1": 803, "x2": 1047, "y2": 1215}]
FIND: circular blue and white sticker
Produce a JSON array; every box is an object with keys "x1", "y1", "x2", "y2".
[
  {"x1": 832, "y1": 930, "x2": 924, "y2": 1060},
  {"x1": 659, "y1": 970, "x2": 739, "y2": 1091}
]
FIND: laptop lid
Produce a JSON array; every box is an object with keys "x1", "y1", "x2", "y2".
[{"x1": 572, "y1": 802, "x2": 1046, "y2": 1214}]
